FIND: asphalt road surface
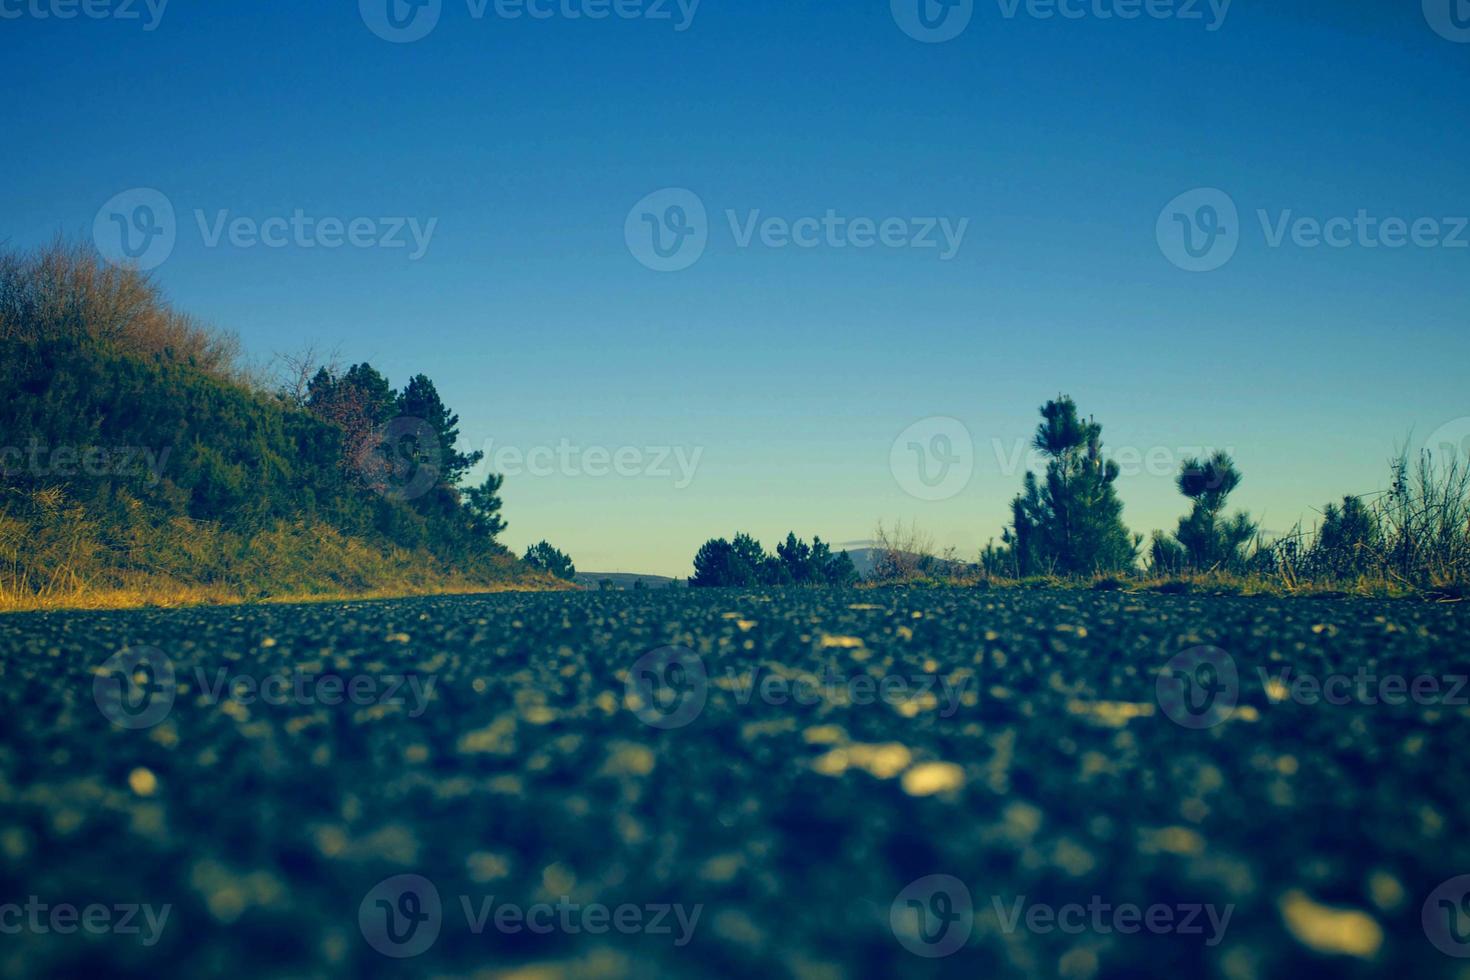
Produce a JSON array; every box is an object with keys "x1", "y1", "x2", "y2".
[{"x1": 1, "y1": 589, "x2": 1468, "y2": 978}]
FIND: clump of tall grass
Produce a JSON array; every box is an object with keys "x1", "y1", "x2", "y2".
[{"x1": 1259, "y1": 451, "x2": 1470, "y2": 592}]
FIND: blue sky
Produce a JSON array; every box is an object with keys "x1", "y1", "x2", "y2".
[{"x1": 3, "y1": 0, "x2": 1468, "y2": 575}]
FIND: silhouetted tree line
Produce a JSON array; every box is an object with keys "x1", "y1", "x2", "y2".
[
  {"x1": 982, "y1": 397, "x2": 1261, "y2": 578},
  {"x1": 691, "y1": 532, "x2": 858, "y2": 587},
  {"x1": 984, "y1": 395, "x2": 1466, "y2": 587}
]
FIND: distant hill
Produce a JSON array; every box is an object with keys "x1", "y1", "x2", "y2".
[
  {"x1": 575, "y1": 572, "x2": 684, "y2": 590},
  {"x1": 838, "y1": 547, "x2": 884, "y2": 578}
]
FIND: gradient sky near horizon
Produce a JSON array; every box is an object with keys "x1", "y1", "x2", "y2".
[{"x1": 3, "y1": 0, "x2": 1468, "y2": 576}]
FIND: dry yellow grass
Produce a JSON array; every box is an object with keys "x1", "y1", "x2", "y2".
[
  {"x1": 0, "y1": 575, "x2": 574, "y2": 614},
  {"x1": 0, "y1": 503, "x2": 574, "y2": 613}
]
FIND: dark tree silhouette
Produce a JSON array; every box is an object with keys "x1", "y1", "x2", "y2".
[
  {"x1": 523, "y1": 540, "x2": 575, "y2": 580},
  {"x1": 1152, "y1": 452, "x2": 1256, "y2": 573},
  {"x1": 1002, "y1": 396, "x2": 1137, "y2": 575},
  {"x1": 692, "y1": 532, "x2": 858, "y2": 587},
  {"x1": 396, "y1": 373, "x2": 484, "y2": 489},
  {"x1": 463, "y1": 472, "x2": 507, "y2": 540}
]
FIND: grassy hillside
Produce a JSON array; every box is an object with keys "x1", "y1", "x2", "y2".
[{"x1": 0, "y1": 243, "x2": 560, "y2": 610}]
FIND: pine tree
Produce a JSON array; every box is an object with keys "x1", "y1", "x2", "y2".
[
  {"x1": 1002, "y1": 397, "x2": 1137, "y2": 576},
  {"x1": 397, "y1": 374, "x2": 483, "y2": 488},
  {"x1": 1003, "y1": 471, "x2": 1046, "y2": 576},
  {"x1": 1161, "y1": 452, "x2": 1256, "y2": 572},
  {"x1": 776, "y1": 532, "x2": 815, "y2": 583},
  {"x1": 463, "y1": 472, "x2": 507, "y2": 540},
  {"x1": 811, "y1": 536, "x2": 859, "y2": 585},
  {"x1": 691, "y1": 537, "x2": 758, "y2": 587}
]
